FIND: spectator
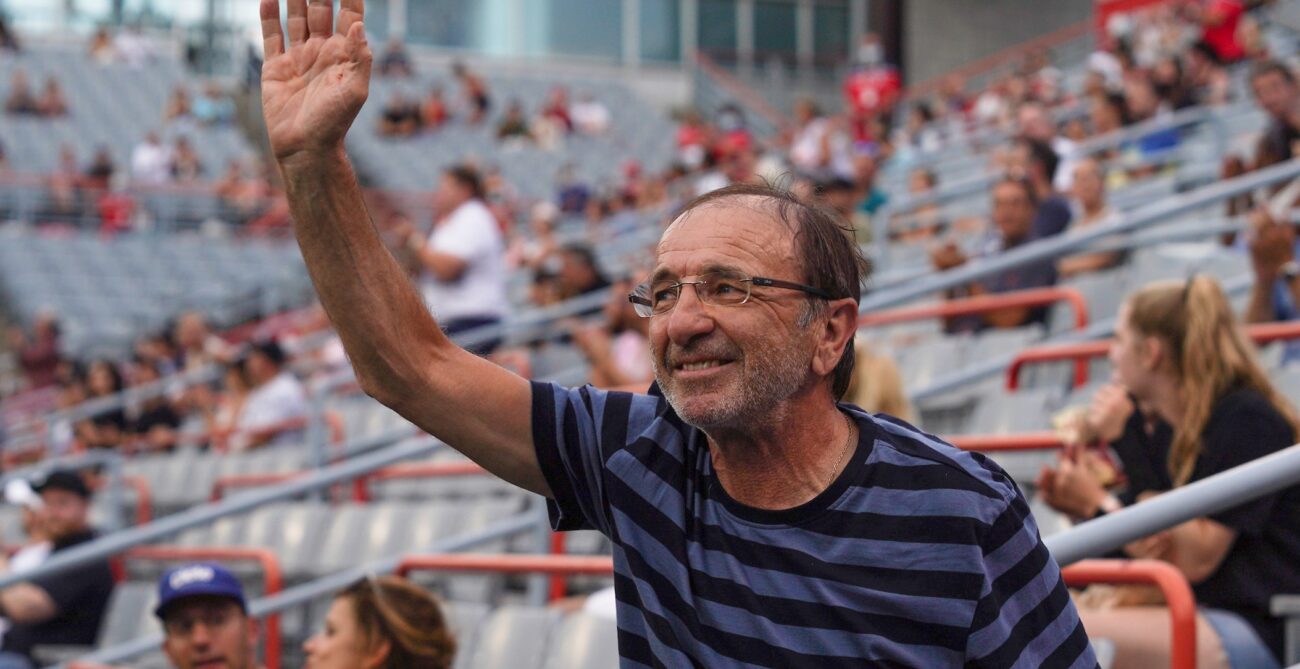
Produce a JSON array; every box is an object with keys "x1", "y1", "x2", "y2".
[
  {"x1": 553, "y1": 245, "x2": 610, "y2": 300},
  {"x1": 495, "y1": 100, "x2": 531, "y2": 142},
  {"x1": 303, "y1": 576, "x2": 454, "y2": 669},
  {"x1": 675, "y1": 109, "x2": 710, "y2": 169},
  {"x1": 113, "y1": 24, "x2": 155, "y2": 67},
  {"x1": 131, "y1": 131, "x2": 173, "y2": 185},
  {"x1": 851, "y1": 152, "x2": 888, "y2": 221},
  {"x1": 377, "y1": 38, "x2": 414, "y2": 77},
  {"x1": 789, "y1": 99, "x2": 834, "y2": 176},
  {"x1": 377, "y1": 90, "x2": 420, "y2": 137},
  {"x1": 451, "y1": 61, "x2": 490, "y2": 124},
  {"x1": 154, "y1": 563, "x2": 261, "y2": 669},
  {"x1": 82, "y1": 147, "x2": 116, "y2": 190},
  {"x1": 7, "y1": 313, "x2": 62, "y2": 390},
  {"x1": 170, "y1": 137, "x2": 204, "y2": 182},
  {"x1": 418, "y1": 86, "x2": 448, "y2": 131},
  {"x1": 571, "y1": 278, "x2": 653, "y2": 389},
  {"x1": 1012, "y1": 137, "x2": 1073, "y2": 239},
  {"x1": 815, "y1": 178, "x2": 869, "y2": 238},
  {"x1": 1185, "y1": 41, "x2": 1230, "y2": 107},
  {"x1": 127, "y1": 358, "x2": 181, "y2": 454},
  {"x1": 0, "y1": 140, "x2": 9, "y2": 176},
  {"x1": 174, "y1": 312, "x2": 230, "y2": 373},
  {"x1": 895, "y1": 168, "x2": 945, "y2": 241},
  {"x1": 47, "y1": 145, "x2": 83, "y2": 218},
  {"x1": 0, "y1": 479, "x2": 53, "y2": 577},
  {"x1": 1199, "y1": 0, "x2": 1246, "y2": 64},
  {"x1": 74, "y1": 360, "x2": 127, "y2": 451},
  {"x1": 506, "y1": 201, "x2": 559, "y2": 271},
  {"x1": 230, "y1": 340, "x2": 307, "y2": 451},
  {"x1": 193, "y1": 83, "x2": 235, "y2": 126},
  {"x1": 36, "y1": 78, "x2": 68, "y2": 118},
  {"x1": 1244, "y1": 207, "x2": 1300, "y2": 362},
  {"x1": 893, "y1": 101, "x2": 943, "y2": 153},
  {"x1": 538, "y1": 86, "x2": 572, "y2": 134},
  {"x1": 1247, "y1": 60, "x2": 1300, "y2": 172},
  {"x1": 1150, "y1": 56, "x2": 1193, "y2": 111},
  {"x1": 87, "y1": 28, "x2": 115, "y2": 64},
  {"x1": 1043, "y1": 277, "x2": 1300, "y2": 668},
  {"x1": 0, "y1": 470, "x2": 114, "y2": 664},
  {"x1": 555, "y1": 164, "x2": 591, "y2": 215},
  {"x1": 1018, "y1": 101, "x2": 1077, "y2": 193},
  {"x1": 164, "y1": 87, "x2": 193, "y2": 123},
  {"x1": 215, "y1": 161, "x2": 272, "y2": 223},
  {"x1": 570, "y1": 93, "x2": 610, "y2": 135},
  {"x1": 1058, "y1": 157, "x2": 1124, "y2": 279},
  {"x1": 396, "y1": 166, "x2": 507, "y2": 354},
  {"x1": 4, "y1": 71, "x2": 39, "y2": 116},
  {"x1": 931, "y1": 177, "x2": 1058, "y2": 332},
  {"x1": 1090, "y1": 91, "x2": 1132, "y2": 137},
  {"x1": 194, "y1": 361, "x2": 249, "y2": 449}
]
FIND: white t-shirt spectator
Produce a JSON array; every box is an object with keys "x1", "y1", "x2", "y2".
[
  {"x1": 130, "y1": 140, "x2": 172, "y2": 185},
  {"x1": 571, "y1": 99, "x2": 611, "y2": 135},
  {"x1": 233, "y1": 371, "x2": 308, "y2": 450},
  {"x1": 419, "y1": 200, "x2": 508, "y2": 322}
]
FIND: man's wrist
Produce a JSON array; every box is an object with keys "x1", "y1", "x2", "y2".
[{"x1": 276, "y1": 144, "x2": 350, "y2": 176}]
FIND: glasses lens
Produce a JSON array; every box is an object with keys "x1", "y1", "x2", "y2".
[
  {"x1": 647, "y1": 280, "x2": 680, "y2": 314},
  {"x1": 699, "y1": 271, "x2": 750, "y2": 306},
  {"x1": 629, "y1": 286, "x2": 654, "y2": 318}
]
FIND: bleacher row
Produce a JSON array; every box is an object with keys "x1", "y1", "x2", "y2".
[
  {"x1": 350, "y1": 71, "x2": 677, "y2": 199},
  {"x1": 0, "y1": 228, "x2": 313, "y2": 360},
  {"x1": 0, "y1": 45, "x2": 255, "y2": 180}
]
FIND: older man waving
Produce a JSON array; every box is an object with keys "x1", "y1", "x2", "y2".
[{"x1": 258, "y1": 2, "x2": 1096, "y2": 666}]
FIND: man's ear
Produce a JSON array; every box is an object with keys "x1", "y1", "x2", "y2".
[{"x1": 812, "y1": 298, "x2": 858, "y2": 379}]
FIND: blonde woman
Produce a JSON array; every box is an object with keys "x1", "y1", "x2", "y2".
[
  {"x1": 1040, "y1": 276, "x2": 1300, "y2": 669},
  {"x1": 844, "y1": 340, "x2": 913, "y2": 422}
]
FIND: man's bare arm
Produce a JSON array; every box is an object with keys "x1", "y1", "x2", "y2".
[{"x1": 261, "y1": 0, "x2": 548, "y2": 495}]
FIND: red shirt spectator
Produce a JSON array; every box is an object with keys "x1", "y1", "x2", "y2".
[
  {"x1": 1202, "y1": 0, "x2": 1246, "y2": 63},
  {"x1": 843, "y1": 65, "x2": 901, "y2": 118}
]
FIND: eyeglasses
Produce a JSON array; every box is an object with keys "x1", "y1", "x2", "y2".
[{"x1": 628, "y1": 270, "x2": 834, "y2": 317}]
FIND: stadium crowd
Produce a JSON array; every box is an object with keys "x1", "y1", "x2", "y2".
[{"x1": 1, "y1": 0, "x2": 1300, "y2": 667}]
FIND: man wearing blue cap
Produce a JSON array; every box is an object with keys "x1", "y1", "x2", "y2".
[{"x1": 156, "y1": 563, "x2": 261, "y2": 669}]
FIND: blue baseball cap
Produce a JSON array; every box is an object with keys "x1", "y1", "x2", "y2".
[{"x1": 155, "y1": 563, "x2": 247, "y2": 620}]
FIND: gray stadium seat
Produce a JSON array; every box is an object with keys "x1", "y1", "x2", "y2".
[
  {"x1": 463, "y1": 605, "x2": 562, "y2": 669},
  {"x1": 542, "y1": 613, "x2": 620, "y2": 669}
]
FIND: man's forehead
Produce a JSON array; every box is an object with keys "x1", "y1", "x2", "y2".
[{"x1": 654, "y1": 195, "x2": 796, "y2": 274}]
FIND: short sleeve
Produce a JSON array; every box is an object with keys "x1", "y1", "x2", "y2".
[
  {"x1": 966, "y1": 492, "x2": 1097, "y2": 668},
  {"x1": 1195, "y1": 396, "x2": 1296, "y2": 534},
  {"x1": 433, "y1": 207, "x2": 498, "y2": 262},
  {"x1": 531, "y1": 381, "x2": 658, "y2": 536}
]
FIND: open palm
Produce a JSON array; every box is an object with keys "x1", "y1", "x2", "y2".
[{"x1": 260, "y1": 0, "x2": 371, "y2": 163}]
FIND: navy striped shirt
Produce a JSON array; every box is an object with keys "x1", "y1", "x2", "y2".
[{"x1": 532, "y1": 382, "x2": 1097, "y2": 668}]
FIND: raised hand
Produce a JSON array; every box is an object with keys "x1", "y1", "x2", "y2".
[{"x1": 260, "y1": 0, "x2": 371, "y2": 164}]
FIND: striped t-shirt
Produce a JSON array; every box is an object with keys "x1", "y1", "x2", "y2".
[{"x1": 532, "y1": 382, "x2": 1097, "y2": 668}]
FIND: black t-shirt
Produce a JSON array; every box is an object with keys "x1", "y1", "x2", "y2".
[
  {"x1": 1109, "y1": 410, "x2": 1173, "y2": 504},
  {"x1": 1030, "y1": 194, "x2": 1073, "y2": 239},
  {"x1": 1, "y1": 529, "x2": 115, "y2": 657},
  {"x1": 1186, "y1": 388, "x2": 1299, "y2": 662},
  {"x1": 1258, "y1": 117, "x2": 1300, "y2": 169}
]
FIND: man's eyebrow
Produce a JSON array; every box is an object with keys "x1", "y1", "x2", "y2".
[
  {"x1": 649, "y1": 263, "x2": 748, "y2": 283},
  {"x1": 649, "y1": 267, "x2": 675, "y2": 284}
]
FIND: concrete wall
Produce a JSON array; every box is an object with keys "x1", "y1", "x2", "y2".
[{"x1": 903, "y1": 0, "x2": 1093, "y2": 85}]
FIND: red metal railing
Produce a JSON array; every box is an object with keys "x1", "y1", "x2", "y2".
[
  {"x1": 122, "y1": 546, "x2": 284, "y2": 669},
  {"x1": 1007, "y1": 321, "x2": 1300, "y2": 390},
  {"x1": 1061, "y1": 559, "x2": 1196, "y2": 669},
  {"x1": 948, "y1": 432, "x2": 1063, "y2": 452}
]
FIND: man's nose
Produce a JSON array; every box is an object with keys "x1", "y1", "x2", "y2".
[{"x1": 664, "y1": 285, "x2": 715, "y2": 347}]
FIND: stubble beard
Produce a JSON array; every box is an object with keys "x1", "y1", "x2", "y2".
[{"x1": 653, "y1": 335, "x2": 814, "y2": 431}]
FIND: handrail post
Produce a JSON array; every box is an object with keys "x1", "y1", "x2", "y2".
[
  {"x1": 1062, "y1": 559, "x2": 1197, "y2": 669},
  {"x1": 526, "y1": 495, "x2": 555, "y2": 606}
]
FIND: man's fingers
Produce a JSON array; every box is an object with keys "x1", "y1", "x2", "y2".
[
  {"x1": 307, "y1": 0, "x2": 333, "y2": 39},
  {"x1": 286, "y1": 0, "x2": 308, "y2": 45},
  {"x1": 260, "y1": 0, "x2": 285, "y2": 57},
  {"x1": 338, "y1": 0, "x2": 365, "y2": 35}
]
